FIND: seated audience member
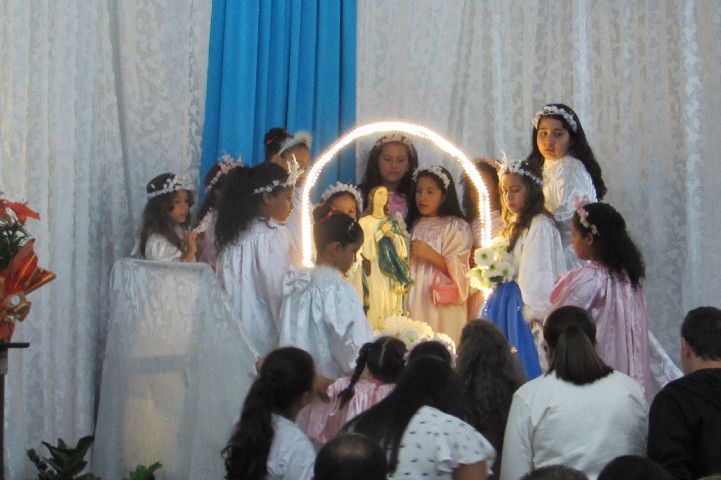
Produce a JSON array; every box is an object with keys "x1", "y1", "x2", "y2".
[
  {"x1": 501, "y1": 306, "x2": 647, "y2": 480},
  {"x1": 314, "y1": 433, "x2": 388, "y2": 480},
  {"x1": 222, "y1": 347, "x2": 316, "y2": 480},
  {"x1": 456, "y1": 320, "x2": 525, "y2": 480},
  {"x1": 648, "y1": 306, "x2": 721, "y2": 480},
  {"x1": 344, "y1": 356, "x2": 496, "y2": 479},
  {"x1": 597, "y1": 455, "x2": 672, "y2": 480},
  {"x1": 407, "y1": 340, "x2": 453, "y2": 365},
  {"x1": 521, "y1": 465, "x2": 588, "y2": 480}
]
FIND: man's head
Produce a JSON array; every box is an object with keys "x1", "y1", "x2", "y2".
[
  {"x1": 680, "y1": 306, "x2": 721, "y2": 374},
  {"x1": 314, "y1": 433, "x2": 387, "y2": 480}
]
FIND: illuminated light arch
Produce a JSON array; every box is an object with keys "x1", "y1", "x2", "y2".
[{"x1": 301, "y1": 121, "x2": 492, "y2": 267}]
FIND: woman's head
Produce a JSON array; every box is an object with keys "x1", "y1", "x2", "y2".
[
  {"x1": 223, "y1": 347, "x2": 315, "y2": 480},
  {"x1": 339, "y1": 337, "x2": 407, "y2": 408},
  {"x1": 572, "y1": 201, "x2": 645, "y2": 289},
  {"x1": 544, "y1": 306, "x2": 612, "y2": 385},
  {"x1": 215, "y1": 163, "x2": 293, "y2": 251},
  {"x1": 313, "y1": 203, "x2": 364, "y2": 273},
  {"x1": 456, "y1": 320, "x2": 524, "y2": 448},
  {"x1": 530, "y1": 104, "x2": 607, "y2": 199},
  {"x1": 359, "y1": 134, "x2": 419, "y2": 205},
  {"x1": 320, "y1": 182, "x2": 363, "y2": 220},
  {"x1": 364, "y1": 185, "x2": 390, "y2": 216},
  {"x1": 343, "y1": 356, "x2": 463, "y2": 473},
  {"x1": 140, "y1": 173, "x2": 195, "y2": 256},
  {"x1": 498, "y1": 159, "x2": 549, "y2": 249},
  {"x1": 407, "y1": 165, "x2": 465, "y2": 228}
]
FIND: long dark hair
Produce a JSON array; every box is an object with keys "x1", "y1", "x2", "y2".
[
  {"x1": 215, "y1": 163, "x2": 289, "y2": 252},
  {"x1": 359, "y1": 137, "x2": 419, "y2": 210},
  {"x1": 528, "y1": 103, "x2": 607, "y2": 200},
  {"x1": 343, "y1": 356, "x2": 464, "y2": 473},
  {"x1": 407, "y1": 340, "x2": 453, "y2": 366},
  {"x1": 574, "y1": 202, "x2": 645, "y2": 289},
  {"x1": 456, "y1": 320, "x2": 524, "y2": 455},
  {"x1": 194, "y1": 163, "x2": 224, "y2": 228},
  {"x1": 407, "y1": 166, "x2": 467, "y2": 231},
  {"x1": 338, "y1": 337, "x2": 407, "y2": 408},
  {"x1": 500, "y1": 161, "x2": 555, "y2": 250},
  {"x1": 263, "y1": 127, "x2": 291, "y2": 163},
  {"x1": 312, "y1": 203, "x2": 364, "y2": 253},
  {"x1": 544, "y1": 306, "x2": 613, "y2": 385},
  {"x1": 222, "y1": 347, "x2": 314, "y2": 480},
  {"x1": 462, "y1": 160, "x2": 499, "y2": 222},
  {"x1": 139, "y1": 173, "x2": 194, "y2": 257}
]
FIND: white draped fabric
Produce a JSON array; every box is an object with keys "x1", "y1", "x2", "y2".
[
  {"x1": 93, "y1": 260, "x2": 255, "y2": 479},
  {"x1": 1, "y1": 1, "x2": 210, "y2": 476},
  {"x1": 357, "y1": 0, "x2": 721, "y2": 359}
]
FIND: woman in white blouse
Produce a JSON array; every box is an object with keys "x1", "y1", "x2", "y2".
[
  {"x1": 222, "y1": 347, "x2": 316, "y2": 480},
  {"x1": 344, "y1": 355, "x2": 496, "y2": 480},
  {"x1": 500, "y1": 306, "x2": 648, "y2": 480}
]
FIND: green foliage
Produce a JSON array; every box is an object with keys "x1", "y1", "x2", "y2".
[
  {"x1": 121, "y1": 462, "x2": 162, "y2": 480},
  {"x1": 26, "y1": 435, "x2": 100, "y2": 480},
  {"x1": 0, "y1": 216, "x2": 28, "y2": 270}
]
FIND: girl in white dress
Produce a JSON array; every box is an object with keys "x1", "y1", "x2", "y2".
[
  {"x1": 223, "y1": 347, "x2": 316, "y2": 480},
  {"x1": 527, "y1": 104, "x2": 607, "y2": 269},
  {"x1": 215, "y1": 162, "x2": 299, "y2": 357},
  {"x1": 138, "y1": 172, "x2": 197, "y2": 262},
  {"x1": 319, "y1": 181, "x2": 364, "y2": 301},
  {"x1": 344, "y1": 355, "x2": 496, "y2": 479},
  {"x1": 278, "y1": 204, "x2": 373, "y2": 380},
  {"x1": 481, "y1": 157, "x2": 566, "y2": 378},
  {"x1": 405, "y1": 165, "x2": 473, "y2": 343}
]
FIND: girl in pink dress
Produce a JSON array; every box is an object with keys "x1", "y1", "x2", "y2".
[
  {"x1": 306, "y1": 336, "x2": 406, "y2": 444},
  {"x1": 405, "y1": 165, "x2": 473, "y2": 343},
  {"x1": 550, "y1": 199, "x2": 655, "y2": 398},
  {"x1": 358, "y1": 133, "x2": 419, "y2": 221}
]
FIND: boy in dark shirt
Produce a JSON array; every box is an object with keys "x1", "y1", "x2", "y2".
[{"x1": 648, "y1": 306, "x2": 721, "y2": 479}]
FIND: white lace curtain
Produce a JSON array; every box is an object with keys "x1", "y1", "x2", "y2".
[
  {"x1": 357, "y1": 0, "x2": 721, "y2": 360},
  {"x1": 0, "y1": 1, "x2": 210, "y2": 476}
]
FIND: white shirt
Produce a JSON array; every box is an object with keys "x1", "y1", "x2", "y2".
[
  {"x1": 278, "y1": 265, "x2": 373, "y2": 378},
  {"x1": 511, "y1": 214, "x2": 567, "y2": 321},
  {"x1": 542, "y1": 156, "x2": 597, "y2": 270},
  {"x1": 389, "y1": 406, "x2": 496, "y2": 479},
  {"x1": 501, "y1": 371, "x2": 648, "y2": 480},
  {"x1": 266, "y1": 414, "x2": 315, "y2": 480},
  {"x1": 218, "y1": 218, "x2": 297, "y2": 357}
]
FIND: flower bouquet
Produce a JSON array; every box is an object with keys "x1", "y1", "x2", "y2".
[
  {"x1": 375, "y1": 315, "x2": 457, "y2": 355},
  {"x1": 468, "y1": 236, "x2": 515, "y2": 291},
  {"x1": 0, "y1": 196, "x2": 55, "y2": 341}
]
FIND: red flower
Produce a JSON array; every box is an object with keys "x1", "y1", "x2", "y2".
[{"x1": 0, "y1": 199, "x2": 40, "y2": 224}]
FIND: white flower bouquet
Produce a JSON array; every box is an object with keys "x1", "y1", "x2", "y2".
[
  {"x1": 468, "y1": 236, "x2": 515, "y2": 290},
  {"x1": 375, "y1": 315, "x2": 457, "y2": 354}
]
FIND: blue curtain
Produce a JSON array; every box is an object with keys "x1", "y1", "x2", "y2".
[{"x1": 201, "y1": 0, "x2": 356, "y2": 193}]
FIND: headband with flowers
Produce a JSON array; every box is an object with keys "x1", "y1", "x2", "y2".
[
  {"x1": 573, "y1": 195, "x2": 599, "y2": 236},
  {"x1": 320, "y1": 182, "x2": 363, "y2": 212},
  {"x1": 278, "y1": 131, "x2": 313, "y2": 156},
  {"x1": 412, "y1": 165, "x2": 451, "y2": 190},
  {"x1": 532, "y1": 105, "x2": 578, "y2": 133},
  {"x1": 205, "y1": 154, "x2": 243, "y2": 194},
  {"x1": 147, "y1": 173, "x2": 194, "y2": 199},
  {"x1": 497, "y1": 152, "x2": 543, "y2": 187},
  {"x1": 253, "y1": 155, "x2": 302, "y2": 195}
]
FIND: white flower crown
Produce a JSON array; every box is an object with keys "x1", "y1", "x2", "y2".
[
  {"x1": 497, "y1": 152, "x2": 544, "y2": 186},
  {"x1": 278, "y1": 131, "x2": 313, "y2": 156},
  {"x1": 573, "y1": 195, "x2": 599, "y2": 236},
  {"x1": 412, "y1": 165, "x2": 451, "y2": 189},
  {"x1": 374, "y1": 132, "x2": 414, "y2": 148},
  {"x1": 205, "y1": 154, "x2": 243, "y2": 193},
  {"x1": 253, "y1": 155, "x2": 303, "y2": 195},
  {"x1": 532, "y1": 105, "x2": 578, "y2": 133},
  {"x1": 320, "y1": 181, "x2": 363, "y2": 212},
  {"x1": 147, "y1": 173, "x2": 194, "y2": 199}
]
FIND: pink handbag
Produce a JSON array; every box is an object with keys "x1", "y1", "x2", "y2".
[{"x1": 431, "y1": 271, "x2": 459, "y2": 305}]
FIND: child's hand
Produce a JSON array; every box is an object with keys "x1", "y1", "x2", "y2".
[
  {"x1": 314, "y1": 375, "x2": 334, "y2": 402},
  {"x1": 381, "y1": 222, "x2": 393, "y2": 237},
  {"x1": 183, "y1": 231, "x2": 198, "y2": 261},
  {"x1": 411, "y1": 239, "x2": 436, "y2": 261}
]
